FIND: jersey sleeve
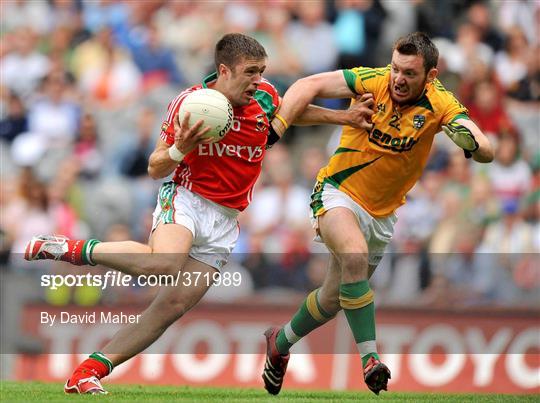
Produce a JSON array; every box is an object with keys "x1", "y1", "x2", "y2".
[
  {"x1": 256, "y1": 78, "x2": 281, "y2": 119},
  {"x1": 342, "y1": 65, "x2": 390, "y2": 96},
  {"x1": 159, "y1": 88, "x2": 197, "y2": 145},
  {"x1": 433, "y1": 80, "x2": 470, "y2": 126}
]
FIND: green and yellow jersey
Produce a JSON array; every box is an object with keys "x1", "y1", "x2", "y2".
[{"x1": 315, "y1": 65, "x2": 469, "y2": 218}]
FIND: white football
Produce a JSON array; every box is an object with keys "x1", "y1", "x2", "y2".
[{"x1": 178, "y1": 88, "x2": 233, "y2": 142}]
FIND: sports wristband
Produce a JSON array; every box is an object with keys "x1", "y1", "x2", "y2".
[
  {"x1": 267, "y1": 125, "x2": 281, "y2": 149},
  {"x1": 168, "y1": 144, "x2": 185, "y2": 162},
  {"x1": 274, "y1": 113, "x2": 289, "y2": 130}
]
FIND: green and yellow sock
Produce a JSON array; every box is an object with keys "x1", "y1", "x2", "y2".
[
  {"x1": 275, "y1": 289, "x2": 334, "y2": 355},
  {"x1": 339, "y1": 280, "x2": 379, "y2": 367}
]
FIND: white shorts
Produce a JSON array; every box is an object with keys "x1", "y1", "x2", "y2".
[
  {"x1": 151, "y1": 182, "x2": 239, "y2": 270},
  {"x1": 310, "y1": 181, "x2": 397, "y2": 266}
]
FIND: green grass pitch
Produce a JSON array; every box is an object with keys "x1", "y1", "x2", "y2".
[{"x1": 0, "y1": 382, "x2": 537, "y2": 402}]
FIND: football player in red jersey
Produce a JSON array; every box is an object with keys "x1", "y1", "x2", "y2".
[{"x1": 24, "y1": 33, "x2": 374, "y2": 394}]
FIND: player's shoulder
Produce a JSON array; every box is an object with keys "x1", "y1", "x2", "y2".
[
  {"x1": 258, "y1": 78, "x2": 280, "y2": 97},
  {"x1": 343, "y1": 65, "x2": 390, "y2": 94},
  {"x1": 168, "y1": 85, "x2": 202, "y2": 107},
  {"x1": 347, "y1": 64, "x2": 391, "y2": 81},
  {"x1": 426, "y1": 79, "x2": 463, "y2": 113}
]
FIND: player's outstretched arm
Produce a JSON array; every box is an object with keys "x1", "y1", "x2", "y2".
[
  {"x1": 271, "y1": 70, "x2": 357, "y2": 137},
  {"x1": 443, "y1": 118, "x2": 494, "y2": 163},
  {"x1": 294, "y1": 93, "x2": 375, "y2": 131}
]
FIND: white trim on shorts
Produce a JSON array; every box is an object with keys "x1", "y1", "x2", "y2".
[{"x1": 310, "y1": 182, "x2": 397, "y2": 266}]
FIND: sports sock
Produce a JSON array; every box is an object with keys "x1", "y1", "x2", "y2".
[
  {"x1": 62, "y1": 239, "x2": 100, "y2": 266},
  {"x1": 339, "y1": 280, "x2": 379, "y2": 367},
  {"x1": 275, "y1": 289, "x2": 334, "y2": 355},
  {"x1": 73, "y1": 352, "x2": 113, "y2": 379}
]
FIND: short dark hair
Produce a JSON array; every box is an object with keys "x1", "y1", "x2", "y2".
[
  {"x1": 214, "y1": 33, "x2": 267, "y2": 73},
  {"x1": 393, "y1": 32, "x2": 439, "y2": 73}
]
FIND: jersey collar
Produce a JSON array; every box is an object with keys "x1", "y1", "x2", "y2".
[{"x1": 202, "y1": 72, "x2": 218, "y2": 88}]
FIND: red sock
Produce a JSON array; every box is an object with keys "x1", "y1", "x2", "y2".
[{"x1": 73, "y1": 357, "x2": 110, "y2": 380}]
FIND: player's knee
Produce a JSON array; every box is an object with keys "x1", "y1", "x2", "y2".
[
  {"x1": 337, "y1": 253, "x2": 369, "y2": 277},
  {"x1": 138, "y1": 255, "x2": 181, "y2": 276},
  {"x1": 153, "y1": 297, "x2": 190, "y2": 325}
]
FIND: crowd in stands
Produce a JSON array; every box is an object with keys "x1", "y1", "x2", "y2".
[{"x1": 1, "y1": 0, "x2": 538, "y2": 308}]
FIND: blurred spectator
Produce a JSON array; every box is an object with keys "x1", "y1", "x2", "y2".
[
  {"x1": 27, "y1": 73, "x2": 80, "y2": 145},
  {"x1": 0, "y1": 0, "x2": 51, "y2": 34},
  {"x1": 124, "y1": 23, "x2": 184, "y2": 91},
  {"x1": 425, "y1": 136, "x2": 450, "y2": 172},
  {"x1": 114, "y1": 107, "x2": 156, "y2": 178},
  {"x1": 48, "y1": 0, "x2": 81, "y2": 31},
  {"x1": 457, "y1": 58, "x2": 496, "y2": 105},
  {"x1": 247, "y1": 144, "x2": 311, "y2": 253},
  {"x1": 462, "y1": 174, "x2": 500, "y2": 227},
  {"x1": 444, "y1": 149, "x2": 472, "y2": 195},
  {"x1": 437, "y1": 226, "x2": 487, "y2": 306},
  {"x1": 436, "y1": 22, "x2": 494, "y2": 75},
  {"x1": 333, "y1": 0, "x2": 386, "y2": 69},
  {"x1": 0, "y1": 91, "x2": 28, "y2": 143},
  {"x1": 385, "y1": 238, "x2": 430, "y2": 305},
  {"x1": 153, "y1": 2, "x2": 224, "y2": 84},
  {"x1": 476, "y1": 200, "x2": 538, "y2": 304},
  {"x1": 486, "y1": 132, "x2": 532, "y2": 207},
  {"x1": 223, "y1": 1, "x2": 259, "y2": 32},
  {"x1": 0, "y1": 27, "x2": 50, "y2": 99},
  {"x1": 252, "y1": 5, "x2": 302, "y2": 94},
  {"x1": 298, "y1": 146, "x2": 327, "y2": 188},
  {"x1": 494, "y1": 26, "x2": 530, "y2": 90},
  {"x1": 378, "y1": 0, "x2": 416, "y2": 61},
  {"x1": 74, "y1": 27, "x2": 141, "y2": 109},
  {"x1": 81, "y1": 0, "x2": 130, "y2": 36},
  {"x1": 429, "y1": 187, "x2": 465, "y2": 255},
  {"x1": 466, "y1": 79, "x2": 515, "y2": 138},
  {"x1": 2, "y1": 169, "x2": 55, "y2": 261},
  {"x1": 466, "y1": 1, "x2": 504, "y2": 52},
  {"x1": 394, "y1": 171, "x2": 444, "y2": 248},
  {"x1": 74, "y1": 113, "x2": 103, "y2": 179},
  {"x1": 498, "y1": 0, "x2": 540, "y2": 46},
  {"x1": 288, "y1": 0, "x2": 338, "y2": 75},
  {"x1": 506, "y1": 45, "x2": 540, "y2": 102},
  {"x1": 42, "y1": 26, "x2": 77, "y2": 69},
  {"x1": 414, "y1": 0, "x2": 458, "y2": 39}
]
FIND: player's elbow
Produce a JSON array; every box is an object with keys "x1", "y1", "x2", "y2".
[
  {"x1": 293, "y1": 75, "x2": 323, "y2": 97},
  {"x1": 475, "y1": 150, "x2": 494, "y2": 163},
  {"x1": 147, "y1": 164, "x2": 165, "y2": 180},
  {"x1": 474, "y1": 144, "x2": 494, "y2": 163}
]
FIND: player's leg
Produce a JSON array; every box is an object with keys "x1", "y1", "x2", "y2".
[
  {"x1": 64, "y1": 223, "x2": 199, "y2": 394},
  {"x1": 274, "y1": 254, "x2": 341, "y2": 354},
  {"x1": 25, "y1": 182, "x2": 192, "y2": 277},
  {"x1": 263, "y1": 254, "x2": 341, "y2": 395},
  {"x1": 318, "y1": 207, "x2": 390, "y2": 395},
  {"x1": 102, "y1": 257, "x2": 215, "y2": 365},
  {"x1": 64, "y1": 257, "x2": 215, "y2": 394},
  {"x1": 24, "y1": 228, "x2": 192, "y2": 277},
  {"x1": 271, "y1": 255, "x2": 381, "y2": 355}
]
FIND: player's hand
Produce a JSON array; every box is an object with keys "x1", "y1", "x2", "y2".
[
  {"x1": 173, "y1": 112, "x2": 213, "y2": 154},
  {"x1": 442, "y1": 121, "x2": 479, "y2": 158},
  {"x1": 347, "y1": 93, "x2": 375, "y2": 131}
]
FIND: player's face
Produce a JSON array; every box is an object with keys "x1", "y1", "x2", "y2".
[
  {"x1": 223, "y1": 57, "x2": 266, "y2": 107},
  {"x1": 389, "y1": 50, "x2": 436, "y2": 104}
]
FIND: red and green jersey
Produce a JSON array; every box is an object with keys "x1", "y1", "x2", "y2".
[{"x1": 160, "y1": 72, "x2": 280, "y2": 211}]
